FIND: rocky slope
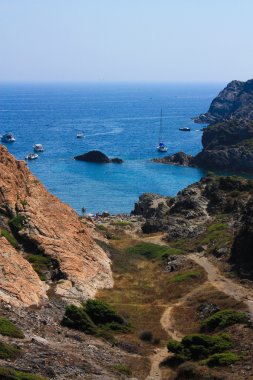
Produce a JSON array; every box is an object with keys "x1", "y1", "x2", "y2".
[
  {"x1": 194, "y1": 79, "x2": 253, "y2": 124},
  {"x1": 0, "y1": 146, "x2": 113, "y2": 307},
  {"x1": 132, "y1": 174, "x2": 253, "y2": 279}
]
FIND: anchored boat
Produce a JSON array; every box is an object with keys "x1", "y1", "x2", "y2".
[{"x1": 157, "y1": 109, "x2": 168, "y2": 152}]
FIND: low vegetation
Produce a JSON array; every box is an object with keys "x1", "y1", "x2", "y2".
[
  {"x1": 0, "y1": 367, "x2": 48, "y2": 380},
  {"x1": 0, "y1": 317, "x2": 24, "y2": 338},
  {"x1": 204, "y1": 352, "x2": 240, "y2": 367},
  {"x1": 26, "y1": 254, "x2": 53, "y2": 281},
  {"x1": 201, "y1": 309, "x2": 248, "y2": 332},
  {"x1": 1, "y1": 229, "x2": 18, "y2": 248},
  {"x1": 62, "y1": 300, "x2": 130, "y2": 338},
  {"x1": 169, "y1": 271, "x2": 202, "y2": 283},
  {"x1": 112, "y1": 364, "x2": 132, "y2": 376},
  {"x1": 8, "y1": 214, "x2": 25, "y2": 232},
  {"x1": 168, "y1": 333, "x2": 232, "y2": 362},
  {"x1": 125, "y1": 242, "x2": 183, "y2": 260},
  {"x1": 0, "y1": 342, "x2": 21, "y2": 360}
]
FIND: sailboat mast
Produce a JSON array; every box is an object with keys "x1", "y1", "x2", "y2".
[{"x1": 159, "y1": 108, "x2": 163, "y2": 143}]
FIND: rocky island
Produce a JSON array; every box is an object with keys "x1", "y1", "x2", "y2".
[{"x1": 74, "y1": 150, "x2": 123, "y2": 163}]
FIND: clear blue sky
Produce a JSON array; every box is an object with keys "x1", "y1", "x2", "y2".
[{"x1": 0, "y1": 0, "x2": 252, "y2": 82}]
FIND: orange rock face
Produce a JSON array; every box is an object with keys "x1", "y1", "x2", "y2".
[
  {"x1": 0, "y1": 237, "x2": 47, "y2": 307},
  {"x1": 0, "y1": 146, "x2": 113, "y2": 306}
]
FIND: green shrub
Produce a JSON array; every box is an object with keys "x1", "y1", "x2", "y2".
[
  {"x1": 169, "y1": 271, "x2": 201, "y2": 283},
  {"x1": 26, "y1": 254, "x2": 53, "y2": 281},
  {"x1": 96, "y1": 328, "x2": 116, "y2": 344},
  {"x1": 0, "y1": 342, "x2": 21, "y2": 359},
  {"x1": 61, "y1": 305, "x2": 97, "y2": 335},
  {"x1": 0, "y1": 317, "x2": 24, "y2": 338},
  {"x1": 0, "y1": 367, "x2": 48, "y2": 380},
  {"x1": 139, "y1": 330, "x2": 153, "y2": 342},
  {"x1": 85, "y1": 299, "x2": 127, "y2": 327},
  {"x1": 62, "y1": 301, "x2": 130, "y2": 336},
  {"x1": 125, "y1": 242, "x2": 182, "y2": 260},
  {"x1": 8, "y1": 215, "x2": 25, "y2": 232},
  {"x1": 205, "y1": 352, "x2": 240, "y2": 367},
  {"x1": 168, "y1": 333, "x2": 232, "y2": 361},
  {"x1": 20, "y1": 199, "x2": 28, "y2": 206},
  {"x1": 112, "y1": 364, "x2": 132, "y2": 376},
  {"x1": 1, "y1": 229, "x2": 18, "y2": 248},
  {"x1": 201, "y1": 309, "x2": 248, "y2": 332}
]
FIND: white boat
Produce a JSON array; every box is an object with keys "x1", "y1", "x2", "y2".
[
  {"x1": 157, "y1": 109, "x2": 168, "y2": 152},
  {"x1": 1, "y1": 132, "x2": 16, "y2": 143},
  {"x1": 34, "y1": 144, "x2": 44, "y2": 152},
  {"x1": 179, "y1": 127, "x2": 191, "y2": 132},
  {"x1": 25, "y1": 153, "x2": 38, "y2": 160},
  {"x1": 76, "y1": 132, "x2": 84, "y2": 139}
]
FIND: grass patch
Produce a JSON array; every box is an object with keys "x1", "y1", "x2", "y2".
[
  {"x1": 125, "y1": 242, "x2": 183, "y2": 260},
  {"x1": 1, "y1": 229, "x2": 18, "y2": 249},
  {"x1": 204, "y1": 352, "x2": 240, "y2": 367},
  {"x1": 168, "y1": 333, "x2": 232, "y2": 362},
  {"x1": 169, "y1": 271, "x2": 202, "y2": 283},
  {"x1": 0, "y1": 342, "x2": 21, "y2": 360},
  {"x1": 0, "y1": 367, "x2": 48, "y2": 380},
  {"x1": 26, "y1": 254, "x2": 53, "y2": 281},
  {"x1": 112, "y1": 364, "x2": 132, "y2": 376},
  {"x1": 201, "y1": 309, "x2": 248, "y2": 332},
  {"x1": 0, "y1": 317, "x2": 24, "y2": 338},
  {"x1": 112, "y1": 220, "x2": 132, "y2": 227},
  {"x1": 96, "y1": 224, "x2": 107, "y2": 231}
]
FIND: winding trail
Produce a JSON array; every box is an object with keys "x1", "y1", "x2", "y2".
[{"x1": 145, "y1": 252, "x2": 253, "y2": 380}]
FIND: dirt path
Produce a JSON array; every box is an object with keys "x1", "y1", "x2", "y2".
[
  {"x1": 146, "y1": 252, "x2": 253, "y2": 380},
  {"x1": 189, "y1": 253, "x2": 253, "y2": 319}
]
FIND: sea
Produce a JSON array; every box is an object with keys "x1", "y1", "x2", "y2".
[{"x1": 0, "y1": 82, "x2": 223, "y2": 214}]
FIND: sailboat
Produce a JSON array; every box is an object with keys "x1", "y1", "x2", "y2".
[{"x1": 157, "y1": 109, "x2": 168, "y2": 152}]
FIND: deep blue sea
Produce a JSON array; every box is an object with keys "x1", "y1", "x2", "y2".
[{"x1": 0, "y1": 83, "x2": 223, "y2": 214}]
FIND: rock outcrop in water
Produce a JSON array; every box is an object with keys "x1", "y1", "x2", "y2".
[
  {"x1": 0, "y1": 146, "x2": 113, "y2": 307},
  {"x1": 74, "y1": 150, "x2": 123, "y2": 163},
  {"x1": 193, "y1": 79, "x2": 253, "y2": 124}
]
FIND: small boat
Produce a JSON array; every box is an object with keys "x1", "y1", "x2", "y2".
[
  {"x1": 157, "y1": 109, "x2": 168, "y2": 152},
  {"x1": 34, "y1": 144, "x2": 44, "y2": 152},
  {"x1": 76, "y1": 132, "x2": 84, "y2": 139},
  {"x1": 25, "y1": 153, "x2": 38, "y2": 160},
  {"x1": 1, "y1": 132, "x2": 16, "y2": 143},
  {"x1": 179, "y1": 127, "x2": 191, "y2": 132}
]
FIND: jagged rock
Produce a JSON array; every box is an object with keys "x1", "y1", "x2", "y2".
[
  {"x1": 0, "y1": 237, "x2": 47, "y2": 307},
  {"x1": 193, "y1": 79, "x2": 253, "y2": 123},
  {"x1": 133, "y1": 175, "x2": 253, "y2": 242},
  {"x1": 0, "y1": 146, "x2": 113, "y2": 306},
  {"x1": 74, "y1": 150, "x2": 123, "y2": 164},
  {"x1": 152, "y1": 151, "x2": 195, "y2": 166},
  {"x1": 230, "y1": 198, "x2": 253, "y2": 279}
]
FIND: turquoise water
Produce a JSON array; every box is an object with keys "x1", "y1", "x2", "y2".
[{"x1": 0, "y1": 83, "x2": 222, "y2": 214}]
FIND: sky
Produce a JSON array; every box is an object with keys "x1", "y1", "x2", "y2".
[{"x1": 0, "y1": 0, "x2": 253, "y2": 83}]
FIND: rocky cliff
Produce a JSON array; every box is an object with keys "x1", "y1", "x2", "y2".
[
  {"x1": 133, "y1": 174, "x2": 253, "y2": 278},
  {"x1": 0, "y1": 146, "x2": 113, "y2": 307},
  {"x1": 155, "y1": 118, "x2": 253, "y2": 172},
  {"x1": 194, "y1": 79, "x2": 253, "y2": 124}
]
